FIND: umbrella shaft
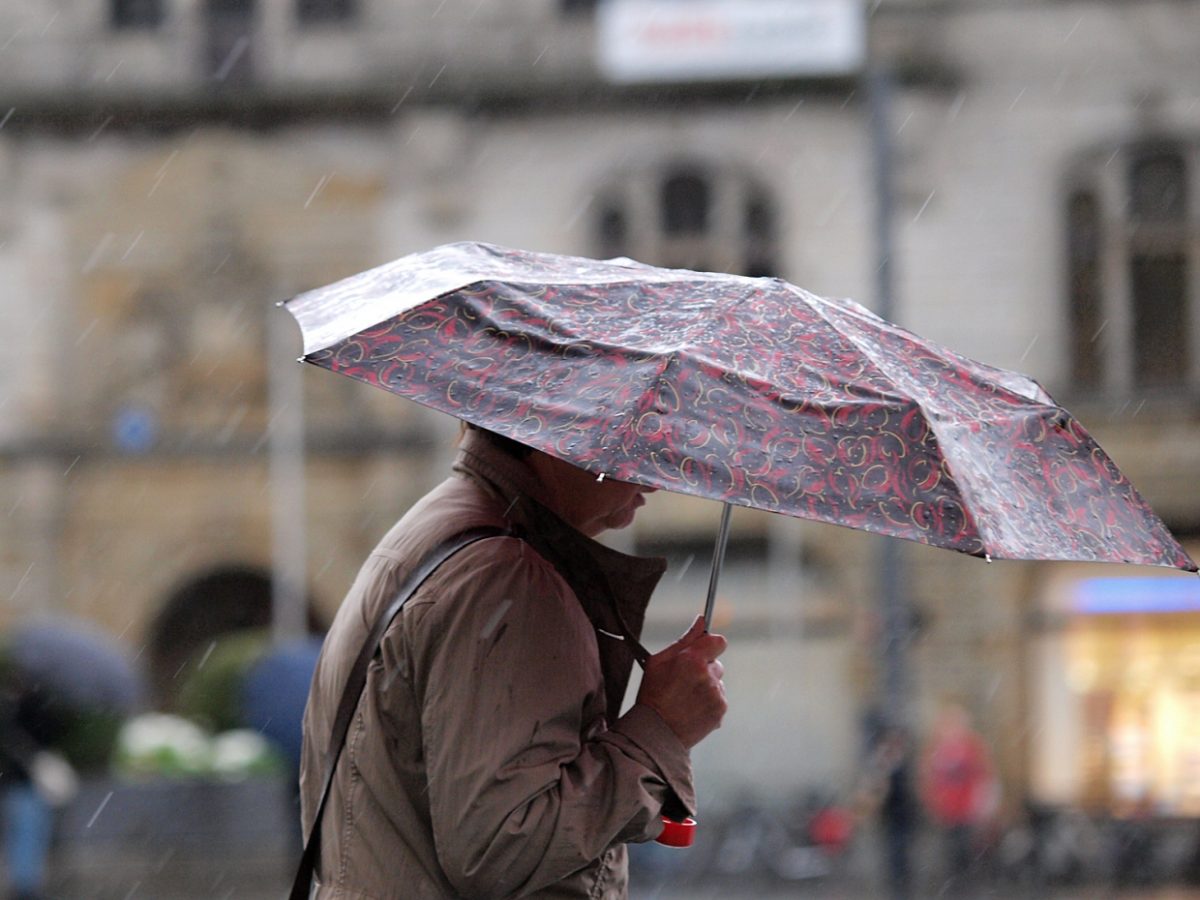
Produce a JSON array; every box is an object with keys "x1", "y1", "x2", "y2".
[{"x1": 703, "y1": 503, "x2": 733, "y2": 631}]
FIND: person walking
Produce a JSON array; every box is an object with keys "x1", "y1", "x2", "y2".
[
  {"x1": 920, "y1": 704, "x2": 995, "y2": 890},
  {"x1": 299, "y1": 425, "x2": 728, "y2": 898}
]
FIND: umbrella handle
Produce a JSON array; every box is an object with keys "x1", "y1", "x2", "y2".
[
  {"x1": 657, "y1": 503, "x2": 729, "y2": 848},
  {"x1": 655, "y1": 815, "x2": 697, "y2": 847},
  {"x1": 702, "y1": 503, "x2": 733, "y2": 631}
]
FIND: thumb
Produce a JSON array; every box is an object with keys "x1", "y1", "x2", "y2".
[{"x1": 676, "y1": 615, "x2": 707, "y2": 645}]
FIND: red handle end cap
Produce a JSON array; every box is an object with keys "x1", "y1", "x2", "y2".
[{"x1": 655, "y1": 816, "x2": 697, "y2": 848}]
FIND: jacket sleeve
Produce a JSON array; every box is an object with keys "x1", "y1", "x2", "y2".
[{"x1": 403, "y1": 536, "x2": 693, "y2": 898}]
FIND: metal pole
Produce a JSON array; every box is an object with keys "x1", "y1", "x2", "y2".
[
  {"x1": 703, "y1": 502, "x2": 733, "y2": 631},
  {"x1": 869, "y1": 61, "x2": 916, "y2": 900},
  {"x1": 269, "y1": 303, "x2": 308, "y2": 642},
  {"x1": 867, "y1": 63, "x2": 909, "y2": 728}
]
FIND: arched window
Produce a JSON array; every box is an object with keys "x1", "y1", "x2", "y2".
[
  {"x1": 593, "y1": 163, "x2": 778, "y2": 277},
  {"x1": 1065, "y1": 140, "x2": 1197, "y2": 397}
]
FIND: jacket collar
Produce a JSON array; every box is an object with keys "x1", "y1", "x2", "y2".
[{"x1": 453, "y1": 428, "x2": 667, "y2": 719}]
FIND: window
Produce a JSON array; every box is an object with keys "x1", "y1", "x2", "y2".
[
  {"x1": 205, "y1": 0, "x2": 255, "y2": 83},
  {"x1": 111, "y1": 0, "x2": 164, "y2": 29},
  {"x1": 560, "y1": 0, "x2": 599, "y2": 16},
  {"x1": 296, "y1": 0, "x2": 357, "y2": 26},
  {"x1": 594, "y1": 163, "x2": 778, "y2": 277},
  {"x1": 1066, "y1": 141, "x2": 1197, "y2": 396}
]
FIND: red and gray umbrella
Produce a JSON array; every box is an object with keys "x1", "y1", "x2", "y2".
[{"x1": 282, "y1": 241, "x2": 1194, "y2": 575}]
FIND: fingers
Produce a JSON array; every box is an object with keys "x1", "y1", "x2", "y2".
[
  {"x1": 636, "y1": 626, "x2": 729, "y2": 748},
  {"x1": 671, "y1": 616, "x2": 727, "y2": 659}
]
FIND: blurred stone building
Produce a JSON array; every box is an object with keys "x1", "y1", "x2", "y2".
[{"x1": 1, "y1": 0, "x2": 1198, "y2": 814}]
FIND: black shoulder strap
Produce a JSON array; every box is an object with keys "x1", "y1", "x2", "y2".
[{"x1": 290, "y1": 525, "x2": 507, "y2": 900}]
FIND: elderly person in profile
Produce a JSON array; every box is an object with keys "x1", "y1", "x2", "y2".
[{"x1": 300, "y1": 424, "x2": 728, "y2": 898}]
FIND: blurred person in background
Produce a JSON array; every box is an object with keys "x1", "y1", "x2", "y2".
[
  {"x1": 856, "y1": 721, "x2": 918, "y2": 900},
  {"x1": 300, "y1": 424, "x2": 728, "y2": 898},
  {"x1": 920, "y1": 703, "x2": 996, "y2": 890},
  {"x1": 0, "y1": 619, "x2": 140, "y2": 900},
  {"x1": 0, "y1": 655, "x2": 78, "y2": 900}
]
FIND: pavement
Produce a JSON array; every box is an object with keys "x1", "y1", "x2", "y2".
[{"x1": 35, "y1": 779, "x2": 1200, "y2": 899}]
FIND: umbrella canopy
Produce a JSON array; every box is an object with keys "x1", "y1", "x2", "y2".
[
  {"x1": 240, "y1": 636, "x2": 324, "y2": 769},
  {"x1": 1, "y1": 617, "x2": 144, "y2": 769},
  {"x1": 284, "y1": 241, "x2": 1194, "y2": 572},
  {"x1": 4, "y1": 618, "x2": 142, "y2": 715}
]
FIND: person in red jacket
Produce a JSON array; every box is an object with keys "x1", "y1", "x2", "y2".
[{"x1": 920, "y1": 704, "x2": 995, "y2": 886}]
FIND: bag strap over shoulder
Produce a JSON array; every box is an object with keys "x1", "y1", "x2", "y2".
[{"x1": 290, "y1": 525, "x2": 508, "y2": 900}]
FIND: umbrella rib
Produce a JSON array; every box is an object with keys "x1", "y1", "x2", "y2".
[{"x1": 790, "y1": 288, "x2": 994, "y2": 556}]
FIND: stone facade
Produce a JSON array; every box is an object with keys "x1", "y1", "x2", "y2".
[{"x1": 1, "y1": 0, "x2": 1197, "y2": 808}]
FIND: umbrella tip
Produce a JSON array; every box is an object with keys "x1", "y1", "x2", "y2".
[
  {"x1": 984, "y1": 554, "x2": 993, "y2": 564},
  {"x1": 596, "y1": 472, "x2": 606, "y2": 482},
  {"x1": 296, "y1": 355, "x2": 306, "y2": 364}
]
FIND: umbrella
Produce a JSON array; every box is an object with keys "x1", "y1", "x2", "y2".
[
  {"x1": 240, "y1": 636, "x2": 324, "y2": 770},
  {"x1": 282, "y1": 241, "x2": 1195, "y2": 593},
  {"x1": 4, "y1": 618, "x2": 142, "y2": 716},
  {"x1": 1, "y1": 617, "x2": 144, "y2": 769}
]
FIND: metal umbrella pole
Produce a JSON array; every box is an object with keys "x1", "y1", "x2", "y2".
[{"x1": 703, "y1": 502, "x2": 734, "y2": 631}]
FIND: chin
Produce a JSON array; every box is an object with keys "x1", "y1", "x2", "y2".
[{"x1": 602, "y1": 509, "x2": 639, "y2": 532}]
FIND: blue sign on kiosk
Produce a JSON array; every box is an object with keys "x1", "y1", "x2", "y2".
[{"x1": 1073, "y1": 578, "x2": 1200, "y2": 615}]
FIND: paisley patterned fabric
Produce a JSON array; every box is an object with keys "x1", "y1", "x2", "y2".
[{"x1": 285, "y1": 242, "x2": 1195, "y2": 571}]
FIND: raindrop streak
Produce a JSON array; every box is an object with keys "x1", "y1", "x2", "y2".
[
  {"x1": 390, "y1": 86, "x2": 414, "y2": 114},
  {"x1": 213, "y1": 35, "x2": 249, "y2": 82},
  {"x1": 40, "y1": 11, "x2": 59, "y2": 35},
  {"x1": 86, "y1": 791, "x2": 114, "y2": 829},
  {"x1": 196, "y1": 640, "x2": 218, "y2": 670},
  {"x1": 304, "y1": 174, "x2": 333, "y2": 210},
  {"x1": 87, "y1": 115, "x2": 114, "y2": 142},
  {"x1": 104, "y1": 59, "x2": 124, "y2": 82},
  {"x1": 81, "y1": 233, "x2": 114, "y2": 273},
  {"x1": 563, "y1": 194, "x2": 595, "y2": 230},
  {"x1": 1089, "y1": 319, "x2": 1109, "y2": 342},
  {"x1": 121, "y1": 230, "x2": 144, "y2": 261},
  {"x1": 147, "y1": 149, "x2": 179, "y2": 198},
  {"x1": 9, "y1": 562, "x2": 35, "y2": 602},
  {"x1": 532, "y1": 45, "x2": 549, "y2": 67},
  {"x1": 1008, "y1": 88, "x2": 1026, "y2": 112},
  {"x1": 1019, "y1": 334, "x2": 1038, "y2": 362},
  {"x1": 912, "y1": 190, "x2": 936, "y2": 224},
  {"x1": 947, "y1": 91, "x2": 967, "y2": 121},
  {"x1": 428, "y1": 64, "x2": 447, "y2": 88},
  {"x1": 0, "y1": 108, "x2": 13, "y2": 130},
  {"x1": 1061, "y1": 15, "x2": 1084, "y2": 44},
  {"x1": 480, "y1": 599, "x2": 513, "y2": 640},
  {"x1": 674, "y1": 554, "x2": 696, "y2": 582}
]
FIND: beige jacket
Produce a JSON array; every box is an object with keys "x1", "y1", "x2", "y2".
[{"x1": 299, "y1": 430, "x2": 695, "y2": 899}]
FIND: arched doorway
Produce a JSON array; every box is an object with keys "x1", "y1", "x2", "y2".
[{"x1": 147, "y1": 565, "x2": 324, "y2": 707}]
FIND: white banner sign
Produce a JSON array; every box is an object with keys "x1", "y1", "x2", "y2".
[{"x1": 597, "y1": 0, "x2": 866, "y2": 84}]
